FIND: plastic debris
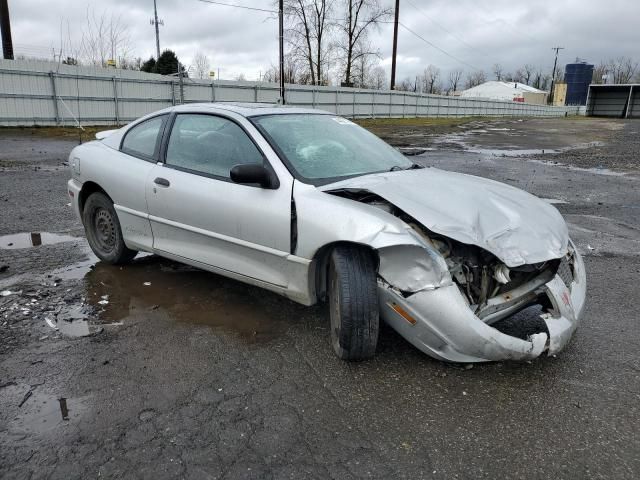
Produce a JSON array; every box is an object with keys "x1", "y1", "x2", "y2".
[
  {"x1": 143, "y1": 282, "x2": 151, "y2": 286},
  {"x1": 45, "y1": 317, "x2": 58, "y2": 329}
]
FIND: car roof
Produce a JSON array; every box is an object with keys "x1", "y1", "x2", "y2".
[{"x1": 169, "y1": 102, "x2": 333, "y2": 118}]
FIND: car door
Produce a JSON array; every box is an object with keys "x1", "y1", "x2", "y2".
[
  {"x1": 100, "y1": 114, "x2": 168, "y2": 251},
  {"x1": 145, "y1": 112, "x2": 293, "y2": 287}
]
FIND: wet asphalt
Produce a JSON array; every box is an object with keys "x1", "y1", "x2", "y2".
[{"x1": 1, "y1": 118, "x2": 639, "y2": 479}]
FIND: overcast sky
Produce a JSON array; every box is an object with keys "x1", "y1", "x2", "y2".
[{"x1": 6, "y1": 0, "x2": 639, "y2": 82}]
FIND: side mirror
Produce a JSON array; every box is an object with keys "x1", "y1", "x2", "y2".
[{"x1": 230, "y1": 164, "x2": 278, "y2": 189}]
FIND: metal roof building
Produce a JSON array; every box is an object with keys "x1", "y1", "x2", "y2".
[{"x1": 460, "y1": 81, "x2": 548, "y2": 104}]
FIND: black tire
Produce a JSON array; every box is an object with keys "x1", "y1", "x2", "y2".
[
  {"x1": 82, "y1": 192, "x2": 137, "y2": 265},
  {"x1": 328, "y1": 245, "x2": 379, "y2": 361}
]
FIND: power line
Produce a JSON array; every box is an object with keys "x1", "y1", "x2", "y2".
[
  {"x1": 398, "y1": 22, "x2": 482, "y2": 72},
  {"x1": 197, "y1": 0, "x2": 277, "y2": 14},
  {"x1": 194, "y1": 1, "x2": 482, "y2": 76},
  {"x1": 405, "y1": 0, "x2": 492, "y2": 61},
  {"x1": 467, "y1": 1, "x2": 538, "y2": 45}
]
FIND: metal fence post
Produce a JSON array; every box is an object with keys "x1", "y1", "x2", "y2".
[
  {"x1": 625, "y1": 86, "x2": 634, "y2": 118},
  {"x1": 335, "y1": 88, "x2": 339, "y2": 115},
  {"x1": 171, "y1": 81, "x2": 176, "y2": 106},
  {"x1": 112, "y1": 77, "x2": 120, "y2": 125},
  {"x1": 48, "y1": 72, "x2": 60, "y2": 125},
  {"x1": 254, "y1": 84, "x2": 259, "y2": 103},
  {"x1": 211, "y1": 81, "x2": 216, "y2": 102},
  {"x1": 312, "y1": 88, "x2": 316, "y2": 108},
  {"x1": 389, "y1": 92, "x2": 392, "y2": 117},
  {"x1": 353, "y1": 90, "x2": 356, "y2": 118},
  {"x1": 372, "y1": 91, "x2": 375, "y2": 118}
]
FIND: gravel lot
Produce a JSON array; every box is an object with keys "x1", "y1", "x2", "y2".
[{"x1": 1, "y1": 117, "x2": 639, "y2": 479}]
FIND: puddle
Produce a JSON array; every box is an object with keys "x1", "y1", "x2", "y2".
[
  {"x1": 0, "y1": 232, "x2": 80, "y2": 249},
  {"x1": 81, "y1": 255, "x2": 298, "y2": 343},
  {"x1": 5, "y1": 386, "x2": 86, "y2": 435},
  {"x1": 472, "y1": 147, "x2": 559, "y2": 157},
  {"x1": 529, "y1": 159, "x2": 628, "y2": 177},
  {"x1": 45, "y1": 305, "x2": 104, "y2": 337}
]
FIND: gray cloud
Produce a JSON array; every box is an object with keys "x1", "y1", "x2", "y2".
[{"x1": 6, "y1": 0, "x2": 638, "y2": 82}]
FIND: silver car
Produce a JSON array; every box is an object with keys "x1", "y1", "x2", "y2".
[{"x1": 67, "y1": 103, "x2": 586, "y2": 362}]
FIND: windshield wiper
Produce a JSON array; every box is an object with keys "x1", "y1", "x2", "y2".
[{"x1": 389, "y1": 163, "x2": 424, "y2": 172}]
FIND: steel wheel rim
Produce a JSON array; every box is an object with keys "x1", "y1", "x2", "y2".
[{"x1": 93, "y1": 207, "x2": 116, "y2": 253}]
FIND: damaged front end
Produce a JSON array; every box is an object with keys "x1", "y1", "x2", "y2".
[{"x1": 332, "y1": 189, "x2": 586, "y2": 363}]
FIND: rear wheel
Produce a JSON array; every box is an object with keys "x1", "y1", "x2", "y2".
[
  {"x1": 328, "y1": 245, "x2": 379, "y2": 361},
  {"x1": 82, "y1": 192, "x2": 137, "y2": 264}
]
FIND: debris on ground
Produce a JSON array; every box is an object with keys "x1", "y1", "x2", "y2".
[{"x1": 18, "y1": 390, "x2": 33, "y2": 407}]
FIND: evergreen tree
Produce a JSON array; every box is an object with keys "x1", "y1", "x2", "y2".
[{"x1": 140, "y1": 57, "x2": 156, "y2": 73}]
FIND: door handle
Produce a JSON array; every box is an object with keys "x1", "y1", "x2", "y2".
[{"x1": 154, "y1": 177, "x2": 170, "y2": 187}]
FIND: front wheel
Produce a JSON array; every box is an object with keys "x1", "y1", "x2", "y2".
[
  {"x1": 82, "y1": 192, "x2": 137, "y2": 264},
  {"x1": 328, "y1": 245, "x2": 379, "y2": 361}
]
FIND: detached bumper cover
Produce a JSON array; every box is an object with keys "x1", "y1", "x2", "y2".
[
  {"x1": 67, "y1": 178, "x2": 82, "y2": 220},
  {"x1": 379, "y1": 249, "x2": 587, "y2": 363}
]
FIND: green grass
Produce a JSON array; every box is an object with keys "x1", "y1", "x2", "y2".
[{"x1": 0, "y1": 125, "x2": 111, "y2": 139}]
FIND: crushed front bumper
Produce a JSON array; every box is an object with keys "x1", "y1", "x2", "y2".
[{"x1": 379, "y1": 248, "x2": 587, "y2": 363}]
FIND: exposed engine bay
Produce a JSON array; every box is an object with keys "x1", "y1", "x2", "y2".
[{"x1": 331, "y1": 189, "x2": 567, "y2": 321}]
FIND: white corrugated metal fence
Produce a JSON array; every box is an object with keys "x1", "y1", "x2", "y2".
[{"x1": 0, "y1": 59, "x2": 585, "y2": 126}]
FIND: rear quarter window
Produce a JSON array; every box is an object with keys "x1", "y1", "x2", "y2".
[{"x1": 121, "y1": 115, "x2": 167, "y2": 160}]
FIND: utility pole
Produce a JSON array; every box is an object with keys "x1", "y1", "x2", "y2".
[
  {"x1": 0, "y1": 0, "x2": 14, "y2": 60},
  {"x1": 278, "y1": 0, "x2": 285, "y2": 104},
  {"x1": 548, "y1": 46, "x2": 564, "y2": 105},
  {"x1": 151, "y1": 0, "x2": 163, "y2": 60},
  {"x1": 390, "y1": 0, "x2": 400, "y2": 90}
]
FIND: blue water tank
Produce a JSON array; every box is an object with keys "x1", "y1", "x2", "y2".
[{"x1": 564, "y1": 62, "x2": 594, "y2": 105}]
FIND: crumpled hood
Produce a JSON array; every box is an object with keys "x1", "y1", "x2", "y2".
[{"x1": 321, "y1": 167, "x2": 569, "y2": 267}]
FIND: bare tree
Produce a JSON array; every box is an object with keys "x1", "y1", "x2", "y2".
[
  {"x1": 592, "y1": 61, "x2": 608, "y2": 84},
  {"x1": 531, "y1": 67, "x2": 544, "y2": 89},
  {"x1": 193, "y1": 52, "x2": 210, "y2": 80},
  {"x1": 351, "y1": 51, "x2": 376, "y2": 87},
  {"x1": 512, "y1": 68, "x2": 525, "y2": 83},
  {"x1": 263, "y1": 54, "x2": 307, "y2": 84},
  {"x1": 421, "y1": 65, "x2": 440, "y2": 94},
  {"x1": 492, "y1": 63, "x2": 503, "y2": 81},
  {"x1": 336, "y1": 0, "x2": 390, "y2": 86},
  {"x1": 448, "y1": 69, "x2": 463, "y2": 94},
  {"x1": 284, "y1": 0, "x2": 334, "y2": 85},
  {"x1": 465, "y1": 70, "x2": 486, "y2": 89},
  {"x1": 79, "y1": 7, "x2": 131, "y2": 67},
  {"x1": 369, "y1": 65, "x2": 387, "y2": 89},
  {"x1": 540, "y1": 74, "x2": 551, "y2": 91},
  {"x1": 521, "y1": 64, "x2": 534, "y2": 85},
  {"x1": 608, "y1": 56, "x2": 637, "y2": 84},
  {"x1": 395, "y1": 77, "x2": 414, "y2": 92}
]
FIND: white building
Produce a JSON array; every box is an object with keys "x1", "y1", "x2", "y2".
[{"x1": 460, "y1": 81, "x2": 548, "y2": 105}]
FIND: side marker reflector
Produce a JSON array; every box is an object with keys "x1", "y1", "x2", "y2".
[{"x1": 388, "y1": 302, "x2": 417, "y2": 325}]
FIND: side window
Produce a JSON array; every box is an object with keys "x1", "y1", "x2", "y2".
[
  {"x1": 121, "y1": 115, "x2": 166, "y2": 160},
  {"x1": 165, "y1": 114, "x2": 264, "y2": 178}
]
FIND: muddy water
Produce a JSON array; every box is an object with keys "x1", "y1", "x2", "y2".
[
  {"x1": 0, "y1": 232, "x2": 80, "y2": 249},
  {"x1": 4, "y1": 385, "x2": 86, "y2": 435},
  {"x1": 81, "y1": 255, "x2": 301, "y2": 342}
]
